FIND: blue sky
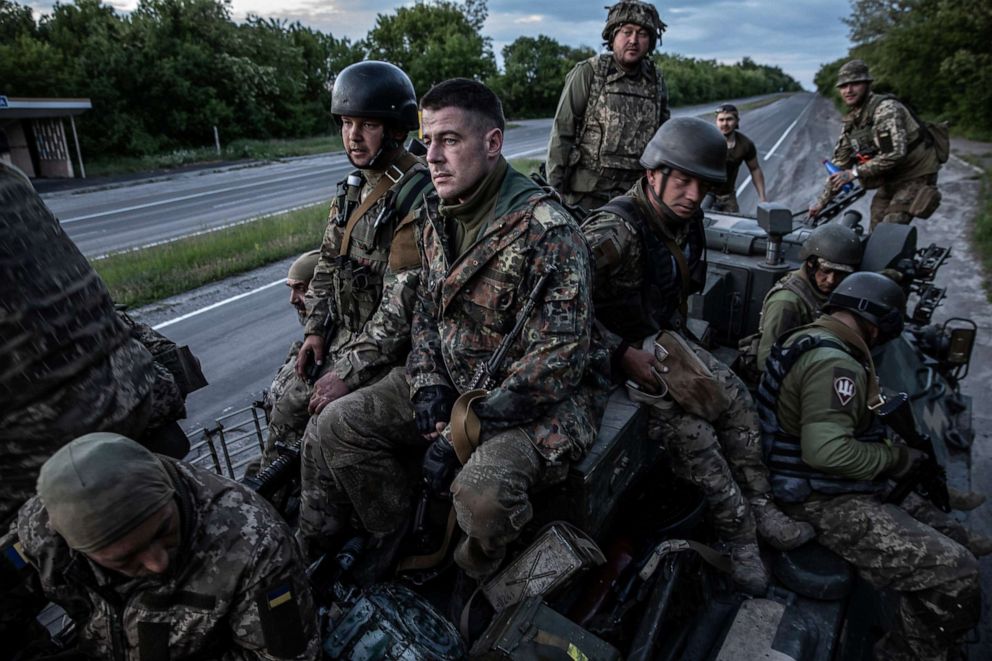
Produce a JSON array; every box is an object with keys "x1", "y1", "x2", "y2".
[{"x1": 25, "y1": 1, "x2": 856, "y2": 89}]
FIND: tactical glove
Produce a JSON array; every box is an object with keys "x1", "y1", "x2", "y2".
[
  {"x1": 888, "y1": 446, "x2": 926, "y2": 479},
  {"x1": 412, "y1": 385, "x2": 457, "y2": 436},
  {"x1": 422, "y1": 437, "x2": 460, "y2": 498}
]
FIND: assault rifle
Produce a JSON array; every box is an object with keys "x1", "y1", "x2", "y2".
[
  {"x1": 879, "y1": 392, "x2": 951, "y2": 512},
  {"x1": 808, "y1": 183, "x2": 866, "y2": 226},
  {"x1": 241, "y1": 440, "x2": 302, "y2": 515}
]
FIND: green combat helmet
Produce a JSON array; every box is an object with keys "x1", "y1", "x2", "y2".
[
  {"x1": 836, "y1": 59, "x2": 874, "y2": 87},
  {"x1": 639, "y1": 116, "x2": 727, "y2": 184},
  {"x1": 825, "y1": 271, "x2": 906, "y2": 343},
  {"x1": 799, "y1": 223, "x2": 862, "y2": 273},
  {"x1": 602, "y1": 0, "x2": 667, "y2": 51}
]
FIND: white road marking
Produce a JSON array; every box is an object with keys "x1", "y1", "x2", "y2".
[
  {"x1": 153, "y1": 278, "x2": 285, "y2": 330},
  {"x1": 735, "y1": 96, "x2": 816, "y2": 197}
]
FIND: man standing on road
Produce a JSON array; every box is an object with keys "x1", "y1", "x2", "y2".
[
  {"x1": 710, "y1": 103, "x2": 767, "y2": 213},
  {"x1": 809, "y1": 59, "x2": 942, "y2": 230},
  {"x1": 0, "y1": 433, "x2": 319, "y2": 659},
  {"x1": 546, "y1": 0, "x2": 669, "y2": 212},
  {"x1": 298, "y1": 79, "x2": 608, "y2": 590},
  {"x1": 757, "y1": 272, "x2": 979, "y2": 660},
  {"x1": 582, "y1": 117, "x2": 814, "y2": 596},
  {"x1": 0, "y1": 163, "x2": 190, "y2": 524}
]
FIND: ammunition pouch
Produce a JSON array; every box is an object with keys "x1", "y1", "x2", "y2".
[
  {"x1": 155, "y1": 345, "x2": 207, "y2": 396},
  {"x1": 909, "y1": 184, "x2": 941, "y2": 219},
  {"x1": 638, "y1": 331, "x2": 730, "y2": 422},
  {"x1": 330, "y1": 257, "x2": 383, "y2": 333}
]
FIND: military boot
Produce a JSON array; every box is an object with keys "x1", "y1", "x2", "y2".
[
  {"x1": 967, "y1": 534, "x2": 992, "y2": 557},
  {"x1": 729, "y1": 542, "x2": 769, "y2": 596},
  {"x1": 750, "y1": 496, "x2": 816, "y2": 550},
  {"x1": 948, "y1": 486, "x2": 986, "y2": 512}
]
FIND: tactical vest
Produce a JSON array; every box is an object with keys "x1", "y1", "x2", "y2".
[
  {"x1": 755, "y1": 333, "x2": 887, "y2": 503},
  {"x1": 575, "y1": 54, "x2": 667, "y2": 181},
  {"x1": 0, "y1": 167, "x2": 129, "y2": 410},
  {"x1": 758, "y1": 268, "x2": 824, "y2": 339},
  {"x1": 843, "y1": 93, "x2": 934, "y2": 182},
  {"x1": 591, "y1": 196, "x2": 706, "y2": 340},
  {"x1": 328, "y1": 156, "x2": 431, "y2": 340}
]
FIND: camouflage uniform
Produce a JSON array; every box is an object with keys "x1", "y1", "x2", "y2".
[
  {"x1": 117, "y1": 309, "x2": 188, "y2": 430},
  {"x1": 759, "y1": 319, "x2": 980, "y2": 660},
  {"x1": 546, "y1": 53, "x2": 669, "y2": 211},
  {"x1": 0, "y1": 458, "x2": 319, "y2": 660},
  {"x1": 815, "y1": 92, "x2": 940, "y2": 230},
  {"x1": 263, "y1": 150, "x2": 430, "y2": 466},
  {"x1": 583, "y1": 181, "x2": 769, "y2": 544},
  {"x1": 755, "y1": 263, "x2": 826, "y2": 369},
  {"x1": 310, "y1": 163, "x2": 608, "y2": 579},
  {"x1": 0, "y1": 164, "x2": 157, "y2": 522}
]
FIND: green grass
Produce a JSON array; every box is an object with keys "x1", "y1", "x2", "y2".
[
  {"x1": 509, "y1": 157, "x2": 543, "y2": 176},
  {"x1": 92, "y1": 204, "x2": 328, "y2": 308},
  {"x1": 85, "y1": 135, "x2": 344, "y2": 177},
  {"x1": 969, "y1": 156, "x2": 992, "y2": 302}
]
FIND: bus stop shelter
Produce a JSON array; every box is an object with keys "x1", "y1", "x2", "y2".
[{"x1": 0, "y1": 96, "x2": 91, "y2": 179}]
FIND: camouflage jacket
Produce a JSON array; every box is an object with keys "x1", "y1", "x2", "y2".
[
  {"x1": 547, "y1": 53, "x2": 669, "y2": 197},
  {"x1": 817, "y1": 92, "x2": 939, "y2": 205},
  {"x1": 304, "y1": 150, "x2": 433, "y2": 390},
  {"x1": 408, "y1": 166, "x2": 607, "y2": 462},
  {"x1": 116, "y1": 309, "x2": 187, "y2": 428},
  {"x1": 756, "y1": 264, "x2": 825, "y2": 369},
  {"x1": 0, "y1": 459, "x2": 319, "y2": 660}
]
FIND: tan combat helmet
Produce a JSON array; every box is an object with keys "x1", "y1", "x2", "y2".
[
  {"x1": 602, "y1": 0, "x2": 667, "y2": 51},
  {"x1": 836, "y1": 59, "x2": 874, "y2": 87}
]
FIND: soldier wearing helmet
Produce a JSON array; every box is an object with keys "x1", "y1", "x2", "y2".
[
  {"x1": 583, "y1": 117, "x2": 815, "y2": 596},
  {"x1": 754, "y1": 222, "x2": 862, "y2": 369},
  {"x1": 292, "y1": 61, "x2": 434, "y2": 557},
  {"x1": 546, "y1": 0, "x2": 670, "y2": 212},
  {"x1": 808, "y1": 59, "x2": 942, "y2": 230},
  {"x1": 757, "y1": 272, "x2": 980, "y2": 660}
]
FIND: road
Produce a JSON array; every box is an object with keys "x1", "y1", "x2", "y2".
[{"x1": 127, "y1": 92, "x2": 828, "y2": 434}]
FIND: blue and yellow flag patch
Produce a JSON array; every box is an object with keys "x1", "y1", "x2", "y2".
[
  {"x1": 266, "y1": 583, "x2": 293, "y2": 609},
  {"x1": 2, "y1": 540, "x2": 28, "y2": 571}
]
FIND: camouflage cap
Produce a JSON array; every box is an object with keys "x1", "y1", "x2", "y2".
[
  {"x1": 37, "y1": 433, "x2": 175, "y2": 554},
  {"x1": 288, "y1": 249, "x2": 320, "y2": 282},
  {"x1": 602, "y1": 1, "x2": 667, "y2": 50},
  {"x1": 836, "y1": 59, "x2": 873, "y2": 87}
]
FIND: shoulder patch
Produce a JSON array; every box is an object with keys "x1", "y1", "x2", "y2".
[
  {"x1": 256, "y1": 580, "x2": 307, "y2": 657},
  {"x1": 877, "y1": 128, "x2": 894, "y2": 154},
  {"x1": 831, "y1": 367, "x2": 857, "y2": 410}
]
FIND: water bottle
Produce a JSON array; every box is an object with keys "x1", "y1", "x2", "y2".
[{"x1": 823, "y1": 160, "x2": 853, "y2": 193}]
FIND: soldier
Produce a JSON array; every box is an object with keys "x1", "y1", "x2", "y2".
[
  {"x1": 546, "y1": 0, "x2": 669, "y2": 212},
  {"x1": 0, "y1": 432, "x2": 319, "y2": 659},
  {"x1": 582, "y1": 117, "x2": 814, "y2": 595},
  {"x1": 0, "y1": 163, "x2": 187, "y2": 523},
  {"x1": 754, "y1": 223, "x2": 861, "y2": 370},
  {"x1": 809, "y1": 59, "x2": 942, "y2": 230},
  {"x1": 757, "y1": 272, "x2": 980, "y2": 660},
  {"x1": 298, "y1": 79, "x2": 608, "y2": 590},
  {"x1": 253, "y1": 249, "x2": 320, "y2": 471},
  {"x1": 710, "y1": 103, "x2": 767, "y2": 213}
]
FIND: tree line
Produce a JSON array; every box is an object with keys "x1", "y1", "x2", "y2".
[
  {"x1": 1, "y1": 0, "x2": 802, "y2": 160},
  {"x1": 814, "y1": 0, "x2": 991, "y2": 140}
]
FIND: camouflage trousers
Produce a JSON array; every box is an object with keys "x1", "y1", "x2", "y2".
[
  {"x1": 646, "y1": 343, "x2": 769, "y2": 543},
  {"x1": 710, "y1": 192, "x2": 740, "y2": 213},
  {"x1": 784, "y1": 494, "x2": 980, "y2": 661},
  {"x1": 0, "y1": 343, "x2": 154, "y2": 523},
  {"x1": 259, "y1": 341, "x2": 318, "y2": 470},
  {"x1": 869, "y1": 173, "x2": 939, "y2": 230}
]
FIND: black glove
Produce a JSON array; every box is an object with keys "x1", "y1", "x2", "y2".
[
  {"x1": 422, "y1": 437, "x2": 460, "y2": 498},
  {"x1": 412, "y1": 385, "x2": 457, "y2": 436}
]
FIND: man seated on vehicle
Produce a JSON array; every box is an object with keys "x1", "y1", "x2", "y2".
[
  {"x1": 0, "y1": 163, "x2": 192, "y2": 525},
  {"x1": 250, "y1": 249, "x2": 319, "y2": 471},
  {"x1": 297, "y1": 78, "x2": 609, "y2": 594},
  {"x1": 757, "y1": 272, "x2": 980, "y2": 660},
  {"x1": 582, "y1": 117, "x2": 814, "y2": 595},
  {"x1": 709, "y1": 103, "x2": 767, "y2": 213},
  {"x1": 0, "y1": 433, "x2": 319, "y2": 659},
  {"x1": 753, "y1": 223, "x2": 861, "y2": 371}
]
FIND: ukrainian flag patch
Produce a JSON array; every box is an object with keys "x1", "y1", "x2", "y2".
[
  {"x1": 266, "y1": 583, "x2": 292, "y2": 609},
  {"x1": 2, "y1": 540, "x2": 28, "y2": 570}
]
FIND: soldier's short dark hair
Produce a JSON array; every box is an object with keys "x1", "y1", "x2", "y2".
[{"x1": 420, "y1": 79, "x2": 505, "y2": 132}]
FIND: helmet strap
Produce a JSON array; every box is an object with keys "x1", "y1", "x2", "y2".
[{"x1": 646, "y1": 168, "x2": 682, "y2": 224}]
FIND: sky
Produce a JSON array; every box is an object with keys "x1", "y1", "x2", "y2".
[{"x1": 25, "y1": 0, "x2": 857, "y2": 90}]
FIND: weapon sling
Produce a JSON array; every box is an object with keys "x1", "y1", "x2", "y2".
[{"x1": 338, "y1": 151, "x2": 419, "y2": 256}]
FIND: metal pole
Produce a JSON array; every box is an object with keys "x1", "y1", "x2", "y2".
[
  {"x1": 69, "y1": 115, "x2": 86, "y2": 179},
  {"x1": 213, "y1": 125, "x2": 221, "y2": 156}
]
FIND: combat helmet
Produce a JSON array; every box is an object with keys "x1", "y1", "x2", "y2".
[
  {"x1": 602, "y1": 1, "x2": 667, "y2": 51},
  {"x1": 799, "y1": 223, "x2": 862, "y2": 273},
  {"x1": 824, "y1": 271, "x2": 905, "y2": 342},
  {"x1": 639, "y1": 116, "x2": 727, "y2": 184},
  {"x1": 331, "y1": 61, "x2": 419, "y2": 131},
  {"x1": 836, "y1": 59, "x2": 873, "y2": 87}
]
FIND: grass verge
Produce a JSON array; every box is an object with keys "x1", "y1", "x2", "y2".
[
  {"x1": 85, "y1": 135, "x2": 344, "y2": 177},
  {"x1": 92, "y1": 204, "x2": 328, "y2": 308},
  {"x1": 509, "y1": 157, "x2": 543, "y2": 176},
  {"x1": 968, "y1": 156, "x2": 992, "y2": 302}
]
